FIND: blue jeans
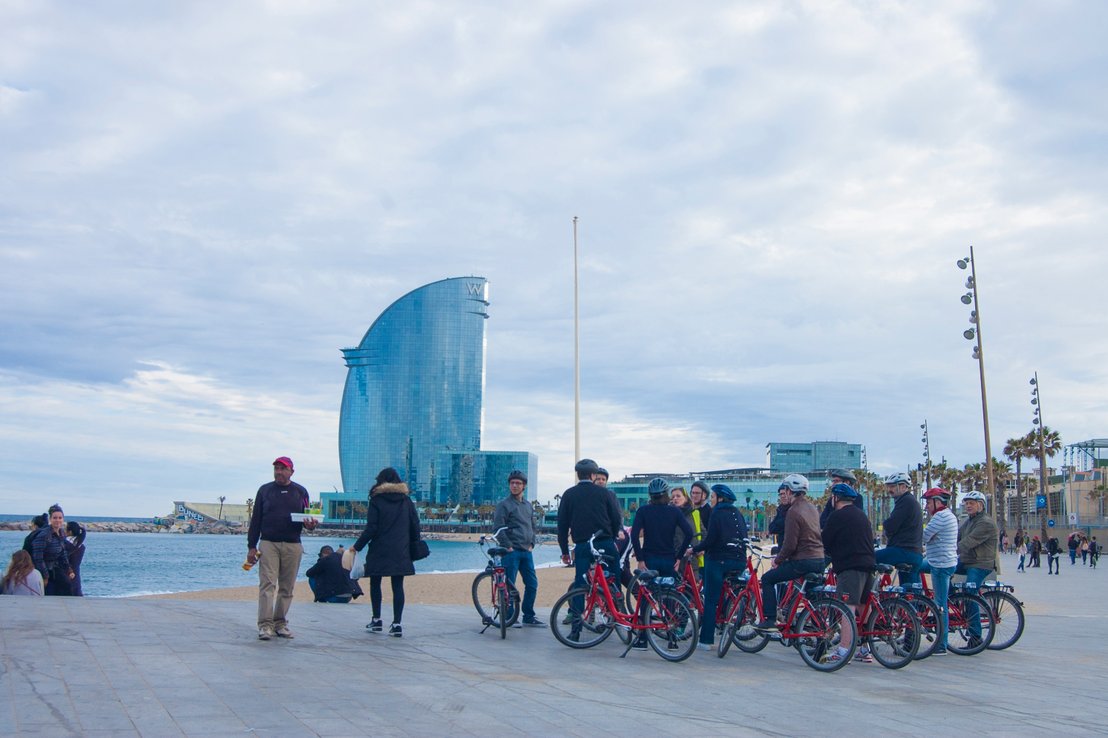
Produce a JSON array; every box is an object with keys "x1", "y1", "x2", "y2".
[
  {"x1": 875, "y1": 546, "x2": 923, "y2": 587},
  {"x1": 919, "y1": 560, "x2": 955, "y2": 648},
  {"x1": 959, "y1": 565, "x2": 991, "y2": 638},
  {"x1": 502, "y1": 549, "x2": 538, "y2": 621},
  {"x1": 699, "y1": 557, "x2": 745, "y2": 645},
  {"x1": 760, "y1": 559, "x2": 825, "y2": 622}
]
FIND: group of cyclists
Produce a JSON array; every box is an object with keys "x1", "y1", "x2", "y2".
[{"x1": 538, "y1": 459, "x2": 1001, "y2": 662}]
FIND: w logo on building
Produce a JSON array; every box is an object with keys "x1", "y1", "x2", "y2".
[{"x1": 466, "y1": 282, "x2": 484, "y2": 297}]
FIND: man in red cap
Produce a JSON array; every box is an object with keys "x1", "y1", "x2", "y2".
[{"x1": 247, "y1": 456, "x2": 317, "y2": 640}]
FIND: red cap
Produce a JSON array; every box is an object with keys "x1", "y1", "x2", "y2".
[{"x1": 273, "y1": 456, "x2": 294, "y2": 470}]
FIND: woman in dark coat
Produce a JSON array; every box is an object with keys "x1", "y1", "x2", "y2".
[{"x1": 352, "y1": 468, "x2": 420, "y2": 637}]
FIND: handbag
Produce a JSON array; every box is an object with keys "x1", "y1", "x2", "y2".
[{"x1": 410, "y1": 538, "x2": 430, "y2": 561}]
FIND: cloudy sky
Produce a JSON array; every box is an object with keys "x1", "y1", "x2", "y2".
[{"x1": 2, "y1": 1, "x2": 1106, "y2": 517}]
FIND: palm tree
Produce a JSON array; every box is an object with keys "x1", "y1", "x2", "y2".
[
  {"x1": 1088, "y1": 484, "x2": 1108, "y2": 521},
  {"x1": 1031, "y1": 426, "x2": 1063, "y2": 540},
  {"x1": 991, "y1": 459, "x2": 1012, "y2": 530},
  {"x1": 1004, "y1": 435, "x2": 1035, "y2": 530}
]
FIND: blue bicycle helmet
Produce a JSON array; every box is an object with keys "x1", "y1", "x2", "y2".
[
  {"x1": 830, "y1": 483, "x2": 858, "y2": 499},
  {"x1": 647, "y1": 478, "x2": 670, "y2": 497},
  {"x1": 710, "y1": 484, "x2": 736, "y2": 503}
]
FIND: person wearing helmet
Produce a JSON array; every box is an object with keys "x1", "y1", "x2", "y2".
[
  {"x1": 689, "y1": 484, "x2": 747, "y2": 650},
  {"x1": 630, "y1": 479, "x2": 694, "y2": 578},
  {"x1": 820, "y1": 469, "x2": 864, "y2": 529},
  {"x1": 920, "y1": 487, "x2": 957, "y2": 654},
  {"x1": 821, "y1": 483, "x2": 875, "y2": 663},
  {"x1": 957, "y1": 490, "x2": 998, "y2": 647},
  {"x1": 557, "y1": 459, "x2": 624, "y2": 597},
  {"x1": 874, "y1": 472, "x2": 923, "y2": 587},
  {"x1": 757, "y1": 474, "x2": 824, "y2": 632},
  {"x1": 493, "y1": 471, "x2": 543, "y2": 627},
  {"x1": 592, "y1": 467, "x2": 610, "y2": 487},
  {"x1": 629, "y1": 479, "x2": 694, "y2": 650}
]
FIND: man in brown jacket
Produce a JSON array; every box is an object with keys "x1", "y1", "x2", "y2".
[{"x1": 757, "y1": 474, "x2": 826, "y2": 631}]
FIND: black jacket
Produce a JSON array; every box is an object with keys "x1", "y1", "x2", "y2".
[
  {"x1": 821, "y1": 504, "x2": 875, "y2": 574},
  {"x1": 247, "y1": 481, "x2": 309, "y2": 548},
  {"x1": 306, "y1": 552, "x2": 353, "y2": 601},
  {"x1": 355, "y1": 483, "x2": 420, "y2": 577},
  {"x1": 883, "y1": 493, "x2": 923, "y2": 553},
  {"x1": 557, "y1": 481, "x2": 623, "y2": 556},
  {"x1": 692, "y1": 502, "x2": 748, "y2": 562}
]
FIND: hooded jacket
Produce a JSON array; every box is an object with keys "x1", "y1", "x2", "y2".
[{"x1": 354, "y1": 482, "x2": 421, "y2": 577}]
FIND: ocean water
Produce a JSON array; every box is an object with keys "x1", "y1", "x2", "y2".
[{"x1": 0, "y1": 531, "x2": 563, "y2": 597}]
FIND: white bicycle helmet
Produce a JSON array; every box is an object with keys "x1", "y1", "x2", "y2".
[
  {"x1": 961, "y1": 490, "x2": 987, "y2": 504},
  {"x1": 884, "y1": 472, "x2": 911, "y2": 487},
  {"x1": 778, "y1": 474, "x2": 810, "y2": 495}
]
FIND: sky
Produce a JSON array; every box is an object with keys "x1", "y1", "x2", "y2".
[{"x1": 2, "y1": 1, "x2": 1107, "y2": 517}]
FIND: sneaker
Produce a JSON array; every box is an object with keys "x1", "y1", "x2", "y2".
[
  {"x1": 367, "y1": 619, "x2": 383, "y2": 633},
  {"x1": 754, "y1": 620, "x2": 779, "y2": 633},
  {"x1": 257, "y1": 625, "x2": 275, "y2": 641},
  {"x1": 853, "y1": 648, "x2": 874, "y2": 663},
  {"x1": 275, "y1": 626, "x2": 294, "y2": 639},
  {"x1": 388, "y1": 623, "x2": 403, "y2": 638},
  {"x1": 932, "y1": 647, "x2": 948, "y2": 656},
  {"x1": 631, "y1": 639, "x2": 649, "y2": 651},
  {"x1": 824, "y1": 647, "x2": 850, "y2": 664},
  {"x1": 522, "y1": 617, "x2": 545, "y2": 627},
  {"x1": 697, "y1": 642, "x2": 713, "y2": 651},
  {"x1": 510, "y1": 621, "x2": 523, "y2": 629}
]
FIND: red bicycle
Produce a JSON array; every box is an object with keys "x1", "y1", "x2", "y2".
[{"x1": 718, "y1": 545, "x2": 857, "y2": 672}]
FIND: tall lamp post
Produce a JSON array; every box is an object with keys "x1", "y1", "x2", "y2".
[
  {"x1": 957, "y1": 248, "x2": 996, "y2": 506},
  {"x1": 572, "y1": 216, "x2": 581, "y2": 472},
  {"x1": 1031, "y1": 373, "x2": 1051, "y2": 539},
  {"x1": 921, "y1": 420, "x2": 933, "y2": 489}
]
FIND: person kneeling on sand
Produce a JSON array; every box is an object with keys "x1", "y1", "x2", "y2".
[{"x1": 306, "y1": 546, "x2": 354, "y2": 603}]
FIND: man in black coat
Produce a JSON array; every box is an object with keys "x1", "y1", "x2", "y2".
[
  {"x1": 557, "y1": 458, "x2": 623, "y2": 595},
  {"x1": 874, "y1": 472, "x2": 923, "y2": 586}
]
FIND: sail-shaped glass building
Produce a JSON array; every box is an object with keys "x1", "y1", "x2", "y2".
[{"x1": 339, "y1": 277, "x2": 490, "y2": 500}]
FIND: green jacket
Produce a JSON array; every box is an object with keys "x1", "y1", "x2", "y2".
[{"x1": 957, "y1": 511, "x2": 998, "y2": 570}]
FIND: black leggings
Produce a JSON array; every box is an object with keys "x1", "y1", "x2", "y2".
[{"x1": 369, "y1": 575, "x2": 406, "y2": 623}]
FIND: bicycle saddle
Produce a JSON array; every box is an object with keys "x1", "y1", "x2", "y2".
[{"x1": 487, "y1": 547, "x2": 509, "y2": 558}]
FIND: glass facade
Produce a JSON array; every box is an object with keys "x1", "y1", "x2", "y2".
[
  {"x1": 339, "y1": 277, "x2": 489, "y2": 500},
  {"x1": 766, "y1": 441, "x2": 864, "y2": 474},
  {"x1": 434, "y1": 451, "x2": 539, "y2": 506}
]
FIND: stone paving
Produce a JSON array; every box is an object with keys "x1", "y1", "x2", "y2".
[{"x1": 2, "y1": 552, "x2": 1106, "y2": 737}]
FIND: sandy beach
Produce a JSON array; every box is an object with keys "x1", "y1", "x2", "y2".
[{"x1": 140, "y1": 565, "x2": 580, "y2": 607}]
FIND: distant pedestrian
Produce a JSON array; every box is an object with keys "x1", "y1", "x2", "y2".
[
  {"x1": 492, "y1": 470, "x2": 543, "y2": 627},
  {"x1": 1068, "y1": 533, "x2": 1079, "y2": 565},
  {"x1": 354, "y1": 467, "x2": 421, "y2": 638},
  {"x1": 1089, "y1": 537, "x2": 1099, "y2": 569},
  {"x1": 2, "y1": 550, "x2": 44, "y2": 596},
  {"x1": 247, "y1": 456, "x2": 316, "y2": 641},
  {"x1": 1030, "y1": 536, "x2": 1042, "y2": 568},
  {"x1": 1046, "y1": 536, "x2": 1061, "y2": 575},
  {"x1": 1016, "y1": 540, "x2": 1027, "y2": 572},
  {"x1": 31, "y1": 504, "x2": 75, "y2": 596},
  {"x1": 65, "y1": 521, "x2": 86, "y2": 597},
  {"x1": 1081, "y1": 536, "x2": 1090, "y2": 565}
]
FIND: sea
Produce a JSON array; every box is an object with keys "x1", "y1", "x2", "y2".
[{"x1": 0, "y1": 529, "x2": 564, "y2": 598}]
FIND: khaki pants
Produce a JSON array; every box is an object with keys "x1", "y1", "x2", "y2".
[{"x1": 258, "y1": 540, "x2": 303, "y2": 629}]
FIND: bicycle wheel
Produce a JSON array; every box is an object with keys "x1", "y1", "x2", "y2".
[
  {"x1": 946, "y1": 591, "x2": 994, "y2": 655},
  {"x1": 902, "y1": 594, "x2": 941, "y2": 660},
  {"x1": 865, "y1": 597, "x2": 920, "y2": 669},
  {"x1": 732, "y1": 591, "x2": 770, "y2": 654},
  {"x1": 549, "y1": 588, "x2": 615, "y2": 649},
  {"x1": 471, "y1": 571, "x2": 520, "y2": 628},
  {"x1": 793, "y1": 598, "x2": 856, "y2": 673},
  {"x1": 644, "y1": 590, "x2": 698, "y2": 662},
  {"x1": 982, "y1": 590, "x2": 1025, "y2": 650},
  {"x1": 497, "y1": 587, "x2": 508, "y2": 639}
]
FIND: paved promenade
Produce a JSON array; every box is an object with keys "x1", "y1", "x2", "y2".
[{"x1": 2, "y1": 553, "x2": 1106, "y2": 737}]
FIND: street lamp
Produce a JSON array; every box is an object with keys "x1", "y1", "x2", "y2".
[
  {"x1": 1031, "y1": 373, "x2": 1051, "y2": 538},
  {"x1": 920, "y1": 420, "x2": 933, "y2": 489},
  {"x1": 957, "y1": 248, "x2": 996, "y2": 507}
]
